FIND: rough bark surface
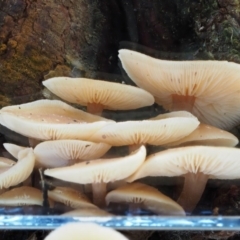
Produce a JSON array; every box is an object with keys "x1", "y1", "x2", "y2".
[{"x1": 0, "y1": 0, "x2": 123, "y2": 107}]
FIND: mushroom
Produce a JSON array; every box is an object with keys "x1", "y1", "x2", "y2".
[
  {"x1": 3, "y1": 143, "x2": 25, "y2": 159},
  {"x1": 44, "y1": 223, "x2": 129, "y2": 240},
  {"x1": 106, "y1": 182, "x2": 185, "y2": 216},
  {"x1": 90, "y1": 111, "x2": 199, "y2": 151},
  {"x1": 0, "y1": 147, "x2": 35, "y2": 189},
  {"x1": 150, "y1": 111, "x2": 238, "y2": 147},
  {"x1": 48, "y1": 187, "x2": 96, "y2": 209},
  {"x1": 0, "y1": 186, "x2": 53, "y2": 207},
  {"x1": 44, "y1": 145, "x2": 146, "y2": 207},
  {"x1": 43, "y1": 77, "x2": 154, "y2": 115},
  {"x1": 34, "y1": 139, "x2": 111, "y2": 168},
  {"x1": 164, "y1": 123, "x2": 239, "y2": 147},
  {"x1": 119, "y1": 49, "x2": 240, "y2": 129},
  {"x1": 0, "y1": 99, "x2": 114, "y2": 141},
  {"x1": 127, "y1": 146, "x2": 240, "y2": 213}
]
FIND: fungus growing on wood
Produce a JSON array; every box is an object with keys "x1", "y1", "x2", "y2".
[
  {"x1": 127, "y1": 146, "x2": 240, "y2": 213},
  {"x1": 0, "y1": 100, "x2": 114, "y2": 141},
  {"x1": 119, "y1": 49, "x2": 240, "y2": 129},
  {"x1": 44, "y1": 145, "x2": 146, "y2": 207},
  {"x1": 106, "y1": 182, "x2": 185, "y2": 216}
]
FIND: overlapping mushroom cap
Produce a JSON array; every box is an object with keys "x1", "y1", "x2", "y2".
[
  {"x1": 90, "y1": 111, "x2": 200, "y2": 146},
  {"x1": 128, "y1": 146, "x2": 240, "y2": 181},
  {"x1": 0, "y1": 147, "x2": 35, "y2": 189},
  {"x1": 106, "y1": 182, "x2": 185, "y2": 216},
  {"x1": 45, "y1": 145, "x2": 146, "y2": 185},
  {"x1": 0, "y1": 186, "x2": 53, "y2": 207},
  {"x1": 127, "y1": 146, "x2": 240, "y2": 212},
  {"x1": 43, "y1": 77, "x2": 154, "y2": 113},
  {"x1": 34, "y1": 139, "x2": 111, "y2": 168},
  {"x1": 119, "y1": 49, "x2": 240, "y2": 129},
  {"x1": 0, "y1": 99, "x2": 114, "y2": 140},
  {"x1": 48, "y1": 187, "x2": 96, "y2": 209}
]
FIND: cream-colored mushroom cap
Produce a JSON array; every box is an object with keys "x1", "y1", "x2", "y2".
[
  {"x1": 44, "y1": 223, "x2": 128, "y2": 240},
  {"x1": 119, "y1": 49, "x2": 240, "y2": 129},
  {"x1": 0, "y1": 147, "x2": 35, "y2": 188},
  {"x1": 43, "y1": 77, "x2": 154, "y2": 110},
  {"x1": 165, "y1": 123, "x2": 239, "y2": 147},
  {"x1": 0, "y1": 186, "x2": 53, "y2": 207},
  {"x1": 106, "y1": 182, "x2": 185, "y2": 216},
  {"x1": 0, "y1": 100, "x2": 114, "y2": 140},
  {"x1": 3, "y1": 143, "x2": 25, "y2": 159},
  {"x1": 34, "y1": 140, "x2": 111, "y2": 168},
  {"x1": 62, "y1": 207, "x2": 113, "y2": 217},
  {"x1": 128, "y1": 146, "x2": 240, "y2": 182},
  {"x1": 90, "y1": 116, "x2": 199, "y2": 146},
  {"x1": 44, "y1": 145, "x2": 146, "y2": 184},
  {"x1": 48, "y1": 187, "x2": 96, "y2": 209}
]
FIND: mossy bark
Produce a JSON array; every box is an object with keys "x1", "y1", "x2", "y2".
[{"x1": 0, "y1": 0, "x2": 123, "y2": 107}]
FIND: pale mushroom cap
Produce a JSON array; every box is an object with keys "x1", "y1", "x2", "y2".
[
  {"x1": 165, "y1": 123, "x2": 239, "y2": 147},
  {"x1": 0, "y1": 100, "x2": 114, "y2": 140},
  {"x1": 48, "y1": 187, "x2": 96, "y2": 209},
  {"x1": 127, "y1": 146, "x2": 240, "y2": 182},
  {"x1": 106, "y1": 182, "x2": 185, "y2": 216},
  {"x1": 3, "y1": 143, "x2": 26, "y2": 159},
  {"x1": 34, "y1": 140, "x2": 111, "y2": 168},
  {"x1": 62, "y1": 207, "x2": 113, "y2": 217},
  {"x1": 44, "y1": 145, "x2": 146, "y2": 184},
  {"x1": 44, "y1": 223, "x2": 128, "y2": 240},
  {"x1": 119, "y1": 49, "x2": 240, "y2": 129},
  {"x1": 43, "y1": 77, "x2": 154, "y2": 110},
  {"x1": 0, "y1": 186, "x2": 54, "y2": 206},
  {"x1": 90, "y1": 117, "x2": 199, "y2": 146},
  {"x1": 0, "y1": 147, "x2": 35, "y2": 188}
]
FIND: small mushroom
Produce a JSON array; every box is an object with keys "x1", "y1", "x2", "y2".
[
  {"x1": 44, "y1": 223, "x2": 129, "y2": 240},
  {"x1": 44, "y1": 145, "x2": 146, "y2": 207},
  {"x1": 127, "y1": 146, "x2": 240, "y2": 213},
  {"x1": 0, "y1": 147, "x2": 35, "y2": 189},
  {"x1": 106, "y1": 182, "x2": 185, "y2": 216},
  {"x1": 34, "y1": 139, "x2": 111, "y2": 168},
  {"x1": 0, "y1": 186, "x2": 53, "y2": 207},
  {"x1": 48, "y1": 187, "x2": 96, "y2": 209},
  {"x1": 43, "y1": 77, "x2": 154, "y2": 115},
  {"x1": 119, "y1": 49, "x2": 240, "y2": 129},
  {"x1": 0, "y1": 99, "x2": 114, "y2": 141}
]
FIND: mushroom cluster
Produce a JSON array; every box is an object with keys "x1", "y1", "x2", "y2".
[{"x1": 0, "y1": 49, "x2": 240, "y2": 217}]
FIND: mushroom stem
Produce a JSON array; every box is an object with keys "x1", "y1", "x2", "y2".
[
  {"x1": 92, "y1": 182, "x2": 107, "y2": 207},
  {"x1": 87, "y1": 103, "x2": 104, "y2": 116},
  {"x1": 172, "y1": 94, "x2": 196, "y2": 112},
  {"x1": 177, "y1": 172, "x2": 209, "y2": 214}
]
